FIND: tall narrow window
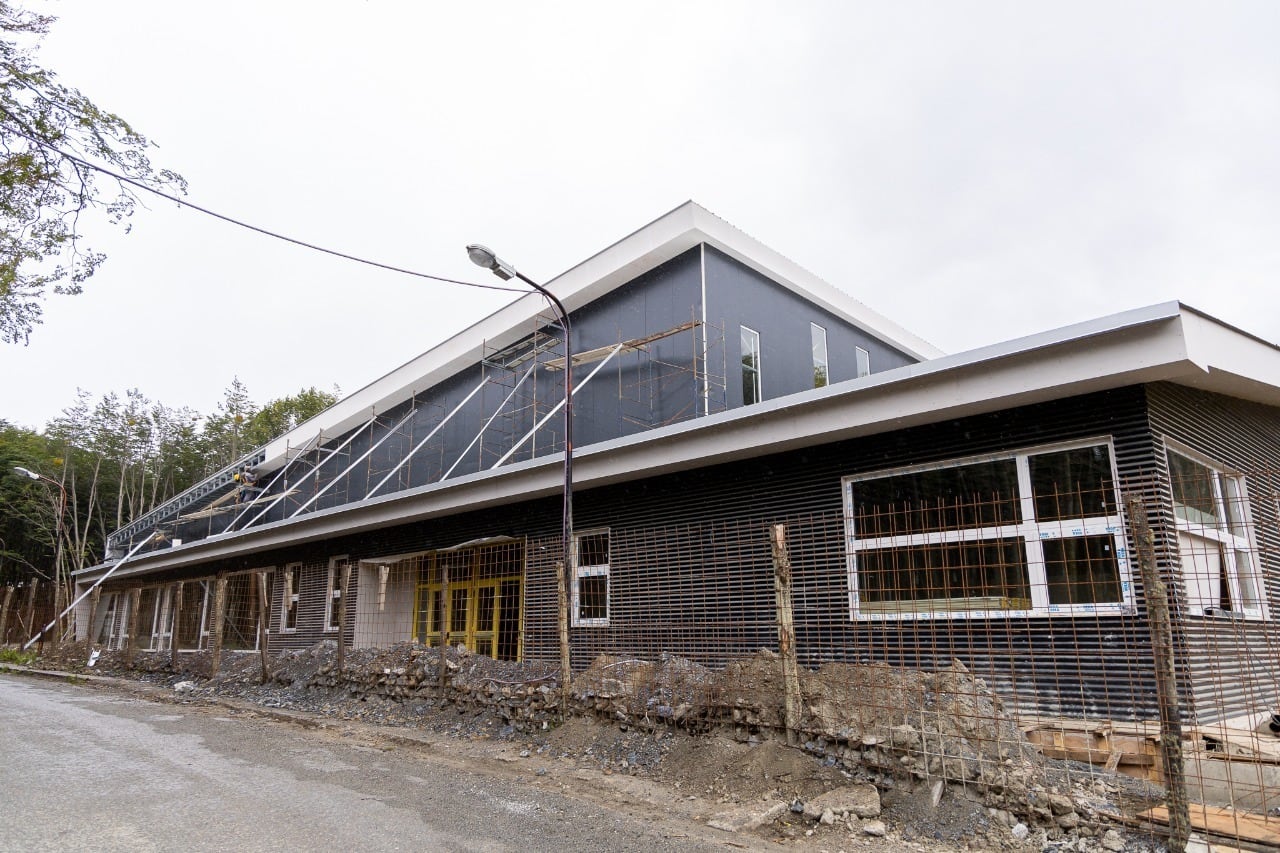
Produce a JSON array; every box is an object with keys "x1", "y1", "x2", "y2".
[
  {"x1": 325, "y1": 556, "x2": 349, "y2": 632},
  {"x1": 573, "y1": 530, "x2": 610, "y2": 627},
  {"x1": 856, "y1": 346, "x2": 871, "y2": 378},
  {"x1": 741, "y1": 326, "x2": 762, "y2": 405},
  {"x1": 1167, "y1": 448, "x2": 1264, "y2": 618},
  {"x1": 282, "y1": 563, "x2": 301, "y2": 631},
  {"x1": 811, "y1": 323, "x2": 829, "y2": 388}
]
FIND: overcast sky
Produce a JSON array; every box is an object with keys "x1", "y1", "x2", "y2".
[{"x1": 2, "y1": 1, "x2": 1277, "y2": 430}]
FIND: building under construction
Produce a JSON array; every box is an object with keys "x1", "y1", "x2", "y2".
[{"x1": 72, "y1": 202, "x2": 1280, "y2": 758}]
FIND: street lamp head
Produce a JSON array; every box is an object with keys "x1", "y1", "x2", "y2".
[
  {"x1": 466, "y1": 243, "x2": 517, "y2": 281},
  {"x1": 13, "y1": 466, "x2": 39, "y2": 481}
]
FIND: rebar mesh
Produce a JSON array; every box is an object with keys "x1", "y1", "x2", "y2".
[{"x1": 10, "y1": 463, "x2": 1280, "y2": 849}]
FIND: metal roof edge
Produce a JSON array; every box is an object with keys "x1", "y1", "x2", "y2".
[{"x1": 92, "y1": 301, "x2": 1268, "y2": 581}]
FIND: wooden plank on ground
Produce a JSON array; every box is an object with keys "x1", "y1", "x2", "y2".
[{"x1": 1139, "y1": 805, "x2": 1280, "y2": 847}]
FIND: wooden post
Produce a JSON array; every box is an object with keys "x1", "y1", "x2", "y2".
[
  {"x1": 257, "y1": 571, "x2": 271, "y2": 683},
  {"x1": 85, "y1": 586, "x2": 102, "y2": 648},
  {"x1": 770, "y1": 524, "x2": 804, "y2": 744},
  {"x1": 1126, "y1": 495, "x2": 1189, "y2": 853},
  {"x1": 48, "y1": 573, "x2": 61, "y2": 651},
  {"x1": 209, "y1": 575, "x2": 228, "y2": 677},
  {"x1": 557, "y1": 559, "x2": 571, "y2": 718},
  {"x1": 23, "y1": 579, "x2": 39, "y2": 645},
  {"x1": 124, "y1": 588, "x2": 142, "y2": 665},
  {"x1": 438, "y1": 559, "x2": 450, "y2": 696},
  {"x1": 170, "y1": 582, "x2": 184, "y2": 670},
  {"x1": 0, "y1": 586, "x2": 15, "y2": 645},
  {"x1": 336, "y1": 562, "x2": 350, "y2": 673}
]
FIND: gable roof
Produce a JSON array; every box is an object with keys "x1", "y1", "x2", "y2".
[{"x1": 254, "y1": 201, "x2": 944, "y2": 474}]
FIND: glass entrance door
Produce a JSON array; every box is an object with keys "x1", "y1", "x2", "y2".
[{"x1": 414, "y1": 542, "x2": 523, "y2": 661}]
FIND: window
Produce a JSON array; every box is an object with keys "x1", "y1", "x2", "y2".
[
  {"x1": 855, "y1": 346, "x2": 870, "y2": 378},
  {"x1": 325, "y1": 556, "x2": 349, "y2": 632},
  {"x1": 282, "y1": 563, "x2": 301, "y2": 631},
  {"x1": 572, "y1": 530, "x2": 610, "y2": 627},
  {"x1": 1166, "y1": 448, "x2": 1265, "y2": 619},
  {"x1": 741, "y1": 326, "x2": 762, "y2": 405},
  {"x1": 811, "y1": 323, "x2": 829, "y2": 388},
  {"x1": 845, "y1": 440, "x2": 1129, "y2": 619}
]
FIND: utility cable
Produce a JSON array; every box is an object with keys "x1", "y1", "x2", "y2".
[{"x1": 6, "y1": 124, "x2": 529, "y2": 295}]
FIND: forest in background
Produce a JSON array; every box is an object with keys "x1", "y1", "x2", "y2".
[{"x1": 0, "y1": 379, "x2": 337, "y2": 587}]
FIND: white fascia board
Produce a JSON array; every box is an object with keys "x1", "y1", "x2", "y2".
[
  {"x1": 258, "y1": 202, "x2": 938, "y2": 470},
  {"x1": 1175, "y1": 303, "x2": 1280, "y2": 406},
  {"x1": 87, "y1": 302, "x2": 1250, "y2": 583},
  {"x1": 574, "y1": 306, "x2": 1203, "y2": 479}
]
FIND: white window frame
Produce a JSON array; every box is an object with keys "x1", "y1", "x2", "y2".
[
  {"x1": 1165, "y1": 442, "x2": 1267, "y2": 620},
  {"x1": 810, "y1": 323, "x2": 829, "y2": 388},
  {"x1": 154, "y1": 585, "x2": 174, "y2": 651},
  {"x1": 133, "y1": 586, "x2": 163, "y2": 652},
  {"x1": 843, "y1": 437, "x2": 1133, "y2": 621},
  {"x1": 93, "y1": 592, "x2": 123, "y2": 649},
  {"x1": 164, "y1": 580, "x2": 211, "y2": 650},
  {"x1": 282, "y1": 562, "x2": 302, "y2": 632},
  {"x1": 324, "y1": 555, "x2": 349, "y2": 632},
  {"x1": 740, "y1": 325, "x2": 762, "y2": 405},
  {"x1": 855, "y1": 346, "x2": 871, "y2": 378},
  {"x1": 191, "y1": 581, "x2": 212, "y2": 648},
  {"x1": 571, "y1": 529, "x2": 610, "y2": 627}
]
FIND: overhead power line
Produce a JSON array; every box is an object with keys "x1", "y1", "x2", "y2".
[{"x1": 8, "y1": 126, "x2": 528, "y2": 295}]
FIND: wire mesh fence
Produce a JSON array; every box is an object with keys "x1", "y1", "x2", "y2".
[{"x1": 6, "y1": 463, "x2": 1280, "y2": 848}]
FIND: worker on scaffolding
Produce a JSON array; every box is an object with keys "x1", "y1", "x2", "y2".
[{"x1": 234, "y1": 465, "x2": 259, "y2": 505}]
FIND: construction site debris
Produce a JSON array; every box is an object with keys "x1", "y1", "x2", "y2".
[{"x1": 35, "y1": 640, "x2": 1167, "y2": 850}]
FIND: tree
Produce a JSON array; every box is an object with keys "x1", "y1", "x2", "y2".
[
  {"x1": 0, "y1": 379, "x2": 339, "y2": 589},
  {"x1": 244, "y1": 386, "x2": 340, "y2": 448},
  {"x1": 0, "y1": 418, "x2": 55, "y2": 585},
  {"x1": 201, "y1": 377, "x2": 256, "y2": 470},
  {"x1": 0, "y1": 2, "x2": 185, "y2": 344}
]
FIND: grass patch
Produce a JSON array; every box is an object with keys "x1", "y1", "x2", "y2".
[{"x1": 0, "y1": 647, "x2": 37, "y2": 666}]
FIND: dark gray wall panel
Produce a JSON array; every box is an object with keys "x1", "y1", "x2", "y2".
[{"x1": 702, "y1": 246, "x2": 917, "y2": 407}]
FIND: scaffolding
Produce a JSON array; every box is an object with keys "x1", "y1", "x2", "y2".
[
  {"x1": 475, "y1": 306, "x2": 727, "y2": 466},
  {"x1": 157, "y1": 307, "x2": 727, "y2": 543},
  {"x1": 478, "y1": 307, "x2": 565, "y2": 472},
  {"x1": 613, "y1": 310, "x2": 727, "y2": 431}
]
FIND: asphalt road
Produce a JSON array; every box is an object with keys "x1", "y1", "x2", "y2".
[{"x1": 0, "y1": 676, "x2": 738, "y2": 852}]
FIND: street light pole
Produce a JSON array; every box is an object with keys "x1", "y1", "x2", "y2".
[
  {"x1": 465, "y1": 243, "x2": 575, "y2": 607},
  {"x1": 14, "y1": 466, "x2": 68, "y2": 647}
]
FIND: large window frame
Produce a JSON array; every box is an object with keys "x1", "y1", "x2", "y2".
[
  {"x1": 571, "y1": 529, "x2": 610, "y2": 627},
  {"x1": 740, "y1": 325, "x2": 762, "y2": 405},
  {"x1": 324, "y1": 555, "x2": 349, "y2": 633},
  {"x1": 1165, "y1": 443, "x2": 1267, "y2": 620},
  {"x1": 844, "y1": 438, "x2": 1132, "y2": 621},
  {"x1": 281, "y1": 563, "x2": 302, "y2": 632}
]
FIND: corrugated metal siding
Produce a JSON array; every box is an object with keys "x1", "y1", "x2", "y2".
[
  {"x1": 549, "y1": 385, "x2": 1165, "y2": 720},
  {"x1": 1146, "y1": 382, "x2": 1280, "y2": 724}
]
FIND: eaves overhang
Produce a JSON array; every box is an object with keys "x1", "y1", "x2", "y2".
[{"x1": 79, "y1": 302, "x2": 1280, "y2": 583}]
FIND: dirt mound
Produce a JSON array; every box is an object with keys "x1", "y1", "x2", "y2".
[{"x1": 657, "y1": 735, "x2": 847, "y2": 804}]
